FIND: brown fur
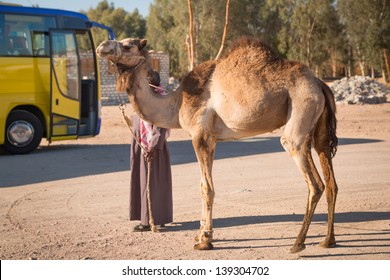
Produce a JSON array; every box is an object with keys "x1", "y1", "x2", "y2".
[
  {"x1": 223, "y1": 36, "x2": 281, "y2": 64},
  {"x1": 181, "y1": 60, "x2": 217, "y2": 96},
  {"x1": 317, "y1": 79, "x2": 338, "y2": 158},
  {"x1": 96, "y1": 37, "x2": 339, "y2": 254},
  {"x1": 115, "y1": 68, "x2": 134, "y2": 93}
]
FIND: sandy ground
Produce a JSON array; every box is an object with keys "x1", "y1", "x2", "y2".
[{"x1": 0, "y1": 101, "x2": 390, "y2": 260}]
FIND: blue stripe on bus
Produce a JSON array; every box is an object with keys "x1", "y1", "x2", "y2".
[{"x1": 0, "y1": 5, "x2": 89, "y2": 21}]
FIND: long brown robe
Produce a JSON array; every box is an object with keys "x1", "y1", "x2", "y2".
[{"x1": 129, "y1": 114, "x2": 173, "y2": 226}]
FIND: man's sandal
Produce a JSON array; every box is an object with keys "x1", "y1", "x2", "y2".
[{"x1": 133, "y1": 224, "x2": 151, "y2": 232}]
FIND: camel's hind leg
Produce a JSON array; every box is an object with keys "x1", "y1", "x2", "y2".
[
  {"x1": 281, "y1": 132, "x2": 325, "y2": 253},
  {"x1": 281, "y1": 95, "x2": 326, "y2": 253},
  {"x1": 192, "y1": 133, "x2": 217, "y2": 250},
  {"x1": 313, "y1": 109, "x2": 338, "y2": 248}
]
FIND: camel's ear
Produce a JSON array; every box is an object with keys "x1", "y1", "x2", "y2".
[{"x1": 138, "y1": 39, "x2": 147, "y2": 50}]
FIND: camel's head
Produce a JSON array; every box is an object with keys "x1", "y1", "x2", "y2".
[{"x1": 96, "y1": 38, "x2": 148, "y2": 68}]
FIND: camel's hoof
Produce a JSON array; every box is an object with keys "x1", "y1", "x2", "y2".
[
  {"x1": 194, "y1": 242, "x2": 214, "y2": 250},
  {"x1": 319, "y1": 240, "x2": 336, "y2": 248},
  {"x1": 290, "y1": 244, "x2": 306, "y2": 253}
]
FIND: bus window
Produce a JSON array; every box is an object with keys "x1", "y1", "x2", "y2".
[
  {"x1": 32, "y1": 31, "x2": 50, "y2": 56},
  {"x1": 76, "y1": 31, "x2": 96, "y2": 80},
  {"x1": 0, "y1": 14, "x2": 7, "y2": 55},
  {"x1": 51, "y1": 31, "x2": 79, "y2": 100},
  {"x1": 4, "y1": 14, "x2": 55, "y2": 56}
]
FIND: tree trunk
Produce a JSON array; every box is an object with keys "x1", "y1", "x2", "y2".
[
  {"x1": 359, "y1": 61, "x2": 365, "y2": 76},
  {"x1": 356, "y1": 46, "x2": 365, "y2": 76},
  {"x1": 331, "y1": 49, "x2": 337, "y2": 77},
  {"x1": 358, "y1": 56, "x2": 366, "y2": 76},
  {"x1": 187, "y1": 0, "x2": 194, "y2": 71},
  {"x1": 185, "y1": 35, "x2": 191, "y2": 70},
  {"x1": 215, "y1": 0, "x2": 230, "y2": 60},
  {"x1": 384, "y1": 48, "x2": 390, "y2": 83},
  {"x1": 347, "y1": 45, "x2": 352, "y2": 77}
]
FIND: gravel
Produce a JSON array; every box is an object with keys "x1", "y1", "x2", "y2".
[{"x1": 330, "y1": 76, "x2": 389, "y2": 104}]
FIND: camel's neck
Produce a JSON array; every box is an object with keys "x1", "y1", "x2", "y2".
[{"x1": 125, "y1": 62, "x2": 182, "y2": 129}]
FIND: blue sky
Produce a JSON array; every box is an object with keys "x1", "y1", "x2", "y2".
[{"x1": 3, "y1": 0, "x2": 154, "y2": 16}]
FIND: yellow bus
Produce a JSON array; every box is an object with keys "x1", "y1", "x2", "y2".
[{"x1": 0, "y1": 4, "x2": 114, "y2": 154}]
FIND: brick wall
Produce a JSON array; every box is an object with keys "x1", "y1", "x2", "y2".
[
  {"x1": 98, "y1": 51, "x2": 169, "y2": 106},
  {"x1": 149, "y1": 51, "x2": 170, "y2": 88}
]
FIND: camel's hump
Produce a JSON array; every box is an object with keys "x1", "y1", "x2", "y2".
[{"x1": 182, "y1": 60, "x2": 217, "y2": 96}]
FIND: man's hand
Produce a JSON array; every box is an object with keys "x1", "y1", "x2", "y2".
[{"x1": 144, "y1": 149, "x2": 154, "y2": 162}]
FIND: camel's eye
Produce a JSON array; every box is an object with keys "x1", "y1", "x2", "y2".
[{"x1": 123, "y1": 45, "x2": 132, "y2": 51}]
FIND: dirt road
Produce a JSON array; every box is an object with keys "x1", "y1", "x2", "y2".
[{"x1": 1, "y1": 103, "x2": 389, "y2": 260}]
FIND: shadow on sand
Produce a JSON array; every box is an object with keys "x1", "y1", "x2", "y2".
[
  {"x1": 168, "y1": 211, "x2": 390, "y2": 257},
  {"x1": 169, "y1": 211, "x2": 390, "y2": 231},
  {"x1": 0, "y1": 137, "x2": 383, "y2": 188}
]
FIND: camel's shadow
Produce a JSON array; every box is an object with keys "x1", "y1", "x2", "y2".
[
  {"x1": 204, "y1": 232, "x2": 390, "y2": 257},
  {"x1": 168, "y1": 211, "x2": 390, "y2": 257},
  {"x1": 169, "y1": 211, "x2": 390, "y2": 231}
]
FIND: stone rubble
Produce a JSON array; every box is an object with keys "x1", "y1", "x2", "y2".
[{"x1": 330, "y1": 76, "x2": 389, "y2": 104}]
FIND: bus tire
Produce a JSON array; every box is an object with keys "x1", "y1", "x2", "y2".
[{"x1": 3, "y1": 110, "x2": 43, "y2": 154}]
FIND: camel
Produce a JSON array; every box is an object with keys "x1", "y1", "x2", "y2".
[{"x1": 96, "y1": 37, "x2": 338, "y2": 253}]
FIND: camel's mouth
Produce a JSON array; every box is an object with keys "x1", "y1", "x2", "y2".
[
  {"x1": 96, "y1": 40, "x2": 120, "y2": 58},
  {"x1": 96, "y1": 49, "x2": 115, "y2": 57}
]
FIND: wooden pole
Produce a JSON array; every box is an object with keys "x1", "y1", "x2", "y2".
[
  {"x1": 215, "y1": 0, "x2": 230, "y2": 60},
  {"x1": 187, "y1": 0, "x2": 194, "y2": 71}
]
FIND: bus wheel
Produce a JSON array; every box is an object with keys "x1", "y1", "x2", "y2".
[{"x1": 4, "y1": 110, "x2": 43, "y2": 154}]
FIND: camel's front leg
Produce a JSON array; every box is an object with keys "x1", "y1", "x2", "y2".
[{"x1": 192, "y1": 134, "x2": 216, "y2": 250}]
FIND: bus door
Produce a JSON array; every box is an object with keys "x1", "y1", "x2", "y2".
[{"x1": 49, "y1": 30, "x2": 80, "y2": 142}]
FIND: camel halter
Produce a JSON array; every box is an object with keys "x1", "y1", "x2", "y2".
[
  {"x1": 110, "y1": 41, "x2": 146, "y2": 71},
  {"x1": 114, "y1": 42, "x2": 122, "y2": 64},
  {"x1": 119, "y1": 103, "x2": 158, "y2": 233}
]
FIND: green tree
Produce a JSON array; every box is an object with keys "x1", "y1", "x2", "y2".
[
  {"x1": 338, "y1": 0, "x2": 390, "y2": 77},
  {"x1": 84, "y1": 0, "x2": 146, "y2": 44},
  {"x1": 146, "y1": 0, "x2": 390, "y2": 79},
  {"x1": 283, "y1": 1, "x2": 339, "y2": 75},
  {"x1": 261, "y1": 0, "x2": 348, "y2": 77},
  {"x1": 147, "y1": 0, "x2": 275, "y2": 76},
  {"x1": 147, "y1": 0, "x2": 189, "y2": 76},
  {"x1": 264, "y1": 0, "x2": 295, "y2": 57}
]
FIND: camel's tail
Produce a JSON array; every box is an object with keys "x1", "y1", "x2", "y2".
[{"x1": 314, "y1": 79, "x2": 338, "y2": 158}]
